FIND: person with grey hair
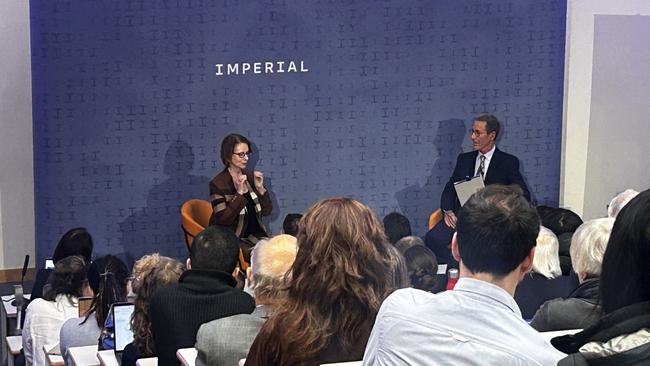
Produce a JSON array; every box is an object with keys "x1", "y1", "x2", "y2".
[
  {"x1": 530, "y1": 218, "x2": 615, "y2": 331},
  {"x1": 608, "y1": 189, "x2": 639, "y2": 218},
  {"x1": 394, "y1": 235, "x2": 425, "y2": 254},
  {"x1": 514, "y1": 226, "x2": 576, "y2": 319},
  {"x1": 195, "y1": 234, "x2": 298, "y2": 366}
]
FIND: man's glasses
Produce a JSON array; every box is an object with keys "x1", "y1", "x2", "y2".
[
  {"x1": 233, "y1": 151, "x2": 251, "y2": 159},
  {"x1": 469, "y1": 129, "x2": 487, "y2": 137}
]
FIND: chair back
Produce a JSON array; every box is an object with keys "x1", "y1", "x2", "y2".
[
  {"x1": 180, "y1": 199, "x2": 213, "y2": 249},
  {"x1": 428, "y1": 209, "x2": 443, "y2": 229}
]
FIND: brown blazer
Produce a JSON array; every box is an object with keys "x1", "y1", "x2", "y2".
[{"x1": 208, "y1": 169, "x2": 272, "y2": 238}]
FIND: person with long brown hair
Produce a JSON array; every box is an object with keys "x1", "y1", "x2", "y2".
[
  {"x1": 120, "y1": 254, "x2": 183, "y2": 366},
  {"x1": 244, "y1": 197, "x2": 398, "y2": 366}
]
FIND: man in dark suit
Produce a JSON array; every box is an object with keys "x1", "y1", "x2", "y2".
[{"x1": 425, "y1": 114, "x2": 530, "y2": 267}]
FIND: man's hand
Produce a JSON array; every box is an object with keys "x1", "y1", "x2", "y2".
[{"x1": 443, "y1": 210, "x2": 457, "y2": 229}]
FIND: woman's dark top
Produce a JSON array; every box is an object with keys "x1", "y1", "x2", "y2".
[
  {"x1": 121, "y1": 342, "x2": 147, "y2": 366},
  {"x1": 514, "y1": 272, "x2": 579, "y2": 320}
]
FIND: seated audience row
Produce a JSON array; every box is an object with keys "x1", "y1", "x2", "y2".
[
  {"x1": 552, "y1": 189, "x2": 650, "y2": 364},
  {"x1": 531, "y1": 217, "x2": 615, "y2": 332},
  {"x1": 20, "y1": 186, "x2": 647, "y2": 366}
]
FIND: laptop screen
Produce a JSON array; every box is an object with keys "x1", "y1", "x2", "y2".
[{"x1": 112, "y1": 303, "x2": 135, "y2": 352}]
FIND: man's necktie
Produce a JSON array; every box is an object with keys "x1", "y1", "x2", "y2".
[{"x1": 478, "y1": 155, "x2": 486, "y2": 179}]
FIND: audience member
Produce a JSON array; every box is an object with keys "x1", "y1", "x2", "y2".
[
  {"x1": 383, "y1": 212, "x2": 412, "y2": 244},
  {"x1": 403, "y1": 245, "x2": 439, "y2": 293},
  {"x1": 59, "y1": 255, "x2": 129, "y2": 365},
  {"x1": 531, "y1": 218, "x2": 614, "y2": 331},
  {"x1": 553, "y1": 189, "x2": 650, "y2": 364},
  {"x1": 245, "y1": 198, "x2": 398, "y2": 365},
  {"x1": 607, "y1": 188, "x2": 639, "y2": 218},
  {"x1": 150, "y1": 226, "x2": 255, "y2": 366},
  {"x1": 121, "y1": 254, "x2": 183, "y2": 366},
  {"x1": 537, "y1": 206, "x2": 583, "y2": 275},
  {"x1": 386, "y1": 244, "x2": 410, "y2": 290},
  {"x1": 393, "y1": 235, "x2": 424, "y2": 254},
  {"x1": 281, "y1": 213, "x2": 302, "y2": 236},
  {"x1": 196, "y1": 234, "x2": 298, "y2": 366},
  {"x1": 31, "y1": 228, "x2": 93, "y2": 301},
  {"x1": 537, "y1": 206, "x2": 583, "y2": 236},
  {"x1": 514, "y1": 226, "x2": 577, "y2": 319},
  {"x1": 23, "y1": 256, "x2": 88, "y2": 366},
  {"x1": 363, "y1": 185, "x2": 565, "y2": 365}
]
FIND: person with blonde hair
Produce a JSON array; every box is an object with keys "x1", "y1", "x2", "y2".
[
  {"x1": 515, "y1": 226, "x2": 576, "y2": 319},
  {"x1": 245, "y1": 198, "x2": 398, "y2": 365},
  {"x1": 531, "y1": 218, "x2": 615, "y2": 331},
  {"x1": 120, "y1": 254, "x2": 184, "y2": 366},
  {"x1": 196, "y1": 234, "x2": 298, "y2": 366}
]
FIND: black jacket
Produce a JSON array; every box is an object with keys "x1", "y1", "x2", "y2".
[
  {"x1": 150, "y1": 270, "x2": 255, "y2": 366},
  {"x1": 440, "y1": 148, "x2": 531, "y2": 213},
  {"x1": 552, "y1": 301, "x2": 650, "y2": 365},
  {"x1": 530, "y1": 278, "x2": 601, "y2": 332}
]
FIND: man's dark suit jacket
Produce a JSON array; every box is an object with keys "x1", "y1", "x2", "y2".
[{"x1": 440, "y1": 148, "x2": 531, "y2": 213}]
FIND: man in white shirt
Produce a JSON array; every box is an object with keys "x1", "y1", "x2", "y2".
[{"x1": 364, "y1": 185, "x2": 565, "y2": 366}]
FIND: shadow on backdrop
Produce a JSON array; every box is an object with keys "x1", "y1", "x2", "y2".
[{"x1": 395, "y1": 119, "x2": 467, "y2": 236}]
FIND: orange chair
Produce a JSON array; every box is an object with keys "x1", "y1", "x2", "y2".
[
  {"x1": 180, "y1": 199, "x2": 250, "y2": 271},
  {"x1": 428, "y1": 208, "x2": 443, "y2": 230},
  {"x1": 180, "y1": 199, "x2": 212, "y2": 250}
]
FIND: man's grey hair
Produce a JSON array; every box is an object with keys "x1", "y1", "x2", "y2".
[
  {"x1": 608, "y1": 189, "x2": 639, "y2": 218},
  {"x1": 249, "y1": 234, "x2": 298, "y2": 299},
  {"x1": 570, "y1": 218, "x2": 615, "y2": 277},
  {"x1": 532, "y1": 226, "x2": 562, "y2": 279}
]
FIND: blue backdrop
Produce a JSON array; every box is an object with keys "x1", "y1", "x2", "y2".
[{"x1": 31, "y1": 0, "x2": 567, "y2": 264}]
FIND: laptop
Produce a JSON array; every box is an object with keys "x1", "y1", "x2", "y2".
[{"x1": 111, "y1": 302, "x2": 135, "y2": 358}]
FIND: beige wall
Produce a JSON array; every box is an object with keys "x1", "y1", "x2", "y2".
[
  {"x1": 0, "y1": 0, "x2": 35, "y2": 270},
  {"x1": 561, "y1": 0, "x2": 650, "y2": 218}
]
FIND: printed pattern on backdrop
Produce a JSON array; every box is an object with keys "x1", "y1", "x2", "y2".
[{"x1": 31, "y1": 0, "x2": 566, "y2": 264}]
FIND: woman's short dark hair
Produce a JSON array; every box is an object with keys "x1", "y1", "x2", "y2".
[
  {"x1": 52, "y1": 227, "x2": 93, "y2": 263},
  {"x1": 536, "y1": 206, "x2": 583, "y2": 236},
  {"x1": 220, "y1": 133, "x2": 251, "y2": 167},
  {"x1": 83, "y1": 255, "x2": 129, "y2": 327},
  {"x1": 43, "y1": 255, "x2": 88, "y2": 301},
  {"x1": 600, "y1": 189, "x2": 650, "y2": 314},
  {"x1": 403, "y1": 245, "x2": 438, "y2": 292},
  {"x1": 383, "y1": 212, "x2": 412, "y2": 244}
]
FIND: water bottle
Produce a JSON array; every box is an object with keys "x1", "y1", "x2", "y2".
[{"x1": 446, "y1": 268, "x2": 459, "y2": 290}]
